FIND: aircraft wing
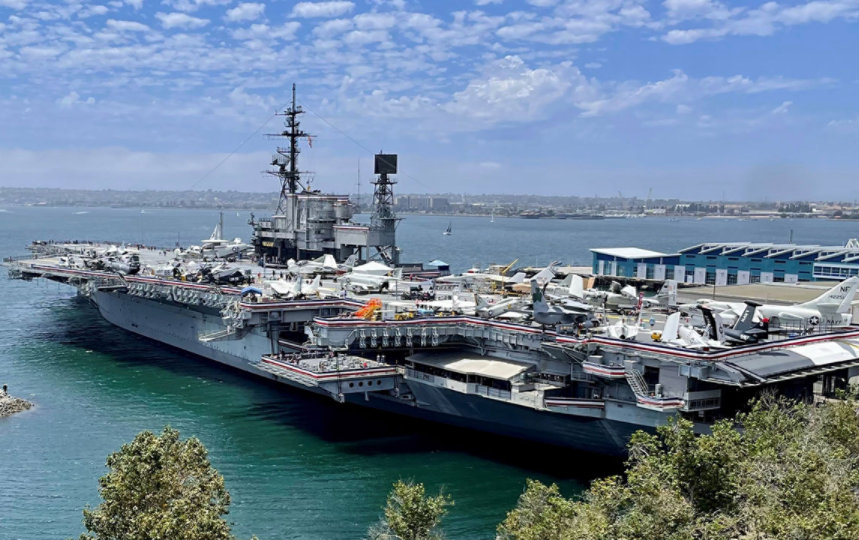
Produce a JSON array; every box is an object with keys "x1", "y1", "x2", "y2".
[
  {"x1": 766, "y1": 310, "x2": 806, "y2": 321},
  {"x1": 561, "y1": 299, "x2": 592, "y2": 312}
]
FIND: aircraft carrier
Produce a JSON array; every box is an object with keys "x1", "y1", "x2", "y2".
[{"x1": 6, "y1": 89, "x2": 859, "y2": 455}]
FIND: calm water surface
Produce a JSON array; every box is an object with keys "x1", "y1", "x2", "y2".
[{"x1": 0, "y1": 207, "x2": 856, "y2": 539}]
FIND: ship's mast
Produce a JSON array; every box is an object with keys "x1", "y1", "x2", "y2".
[
  {"x1": 370, "y1": 153, "x2": 400, "y2": 265},
  {"x1": 269, "y1": 83, "x2": 311, "y2": 214}
]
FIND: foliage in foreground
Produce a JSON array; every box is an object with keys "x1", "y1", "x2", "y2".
[
  {"x1": 498, "y1": 396, "x2": 859, "y2": 540},
  {"x1": 80, "y1": 426, "x2": 245, "y2": 540},
  {"x1": 369, "y1": 479, "x2": 453, "y2": 540}
]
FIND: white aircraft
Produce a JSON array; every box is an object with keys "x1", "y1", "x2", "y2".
[
  {"x1": 759, "y1": 277, "x2": 859, "y2": 328},
  {"x1": 268, "y1": 275, "x2": 321, "y2": 299},
  {"x1": 200, "y1": 215, "x2": 252, "y2": 260},
  {"x1": 436, "y1": 259, "x2": 526, "y2": 291},
  {"x1": 530, "y1": 261, "x2": 561, "y2": 286},
  {"x1": 642, "y1": 280, "x2": 678, "y2": 309},
  {"x1": 287, "y1": 254, "x2": 339, "y2": 276},
  {"x1": 339, "y1": 262, "x2": 400, "y2": 294},
  {"x1": 681, "y1": 277, "x2": 859, "y2": 329},
  {"x1": 660, "y1": 312, "x2": 728, "y2": 350},
  {"x1": 567, "y1": 275, "x2": 638, "y2": 313},
  {"x1": 474, "y1": 294, "x2": 523, "y2": 319}
]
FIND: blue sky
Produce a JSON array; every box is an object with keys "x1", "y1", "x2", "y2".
[{"x1": 1, "y1": 0, "x2": 859, "y2": 200}]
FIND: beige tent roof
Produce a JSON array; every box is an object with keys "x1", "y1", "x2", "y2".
[{"x1": 408, "y1": 351, "x2": 531, "y2": 380}]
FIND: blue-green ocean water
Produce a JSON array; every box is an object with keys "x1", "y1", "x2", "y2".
[{"x1": 0, "y1": 207, "x2": 856, "y2": 539}]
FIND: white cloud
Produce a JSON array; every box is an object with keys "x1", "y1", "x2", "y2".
[
  {"x1": 662, "y1": 0, "x2": 859, "y2": 44},
  {"x1": 56, "y1": 91, "x2": 96, "y2": 107},
  {"x1": 19, "y1": 45, "x2": 66, "y2": 60},
  {"x1": 225, "y1": 3, "x2": 266, "y2": 23},
  {"x1": 354, "y1": 12, "x2": 397, "y2": 30},
  {"x1": 106, "y1": 19, "x2": 151, "y2": 32},
  {"x1": 312, "y1": 18, "x2": 353, "y2": 38},
  {"x1": 0, "y1": 0, "x2": 27, "y2": 9},
  {"x1": 156, "y1": 12, "x2": 209, "y2": 29},
  {"x1": 577, "y1": 71, "x2": 828, "y2": 116},
  {"x1": 231, "y1": 22, "x2": 301, "y2": 41},
  {"x1": 79, "y1": 5, "x2": 110, "y2": 18},
  {"x1": 164, "y1": 0, "x2": 230, "y2": 13},
  {"x1": 663, "y1": 0, "x2": 737, "y2": 21},
  {"x1": 494, "y1": 1, "x2": 653, "y2": 45},
  {"x1": 291, "y1": 1, "x2": 355, "y2": 18},
  {"x1": 475, "y1": 0, "x2": 503, "y2": 5},
  {"x1": 771, "y1": 100, "x2": 792, "y2": 114},
  {"x1": 125, "y1": 0, "x2": 143, "y2": 10},
  {"x1": 228, "y1": 87, "x2": 276, "y2": 110},
  {"x1": 444, "y1": 55, "x2": 586, "y2": 123},
  {"x1": 827, "y1": 114, "x2": 859, "y2": 129}
]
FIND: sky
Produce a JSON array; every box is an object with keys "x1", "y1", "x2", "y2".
[{"x1": 2, "y1": 0, "x2": 859, "y2": 201}]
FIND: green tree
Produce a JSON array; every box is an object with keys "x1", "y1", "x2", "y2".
[
  {"x1": 80, "y1": 426, "x2": 243, "y2": 540},
  {"x1": 369, "y1": 480, "x2": 453, "y2": 540},
  {"x1": 498, "y1": 396, "x2": 859, "y2": 540}
]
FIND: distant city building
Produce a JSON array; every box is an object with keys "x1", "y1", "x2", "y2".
[
  {"x1": 394, "y1": 195, "x2": 450, "y2": 212},
  {"x1": 592, "y1": 239, "x2": 859, "y2": 284}
]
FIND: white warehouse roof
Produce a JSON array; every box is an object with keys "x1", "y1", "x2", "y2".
[{"x1": 590, "y1": 247, "x2": 674, "y2": 259}]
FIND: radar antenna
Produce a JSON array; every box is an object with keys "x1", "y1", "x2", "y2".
[{"x1": 370, "y1": 153, "x2": 400, "y2": 265}]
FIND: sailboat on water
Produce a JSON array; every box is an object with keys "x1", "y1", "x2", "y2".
[
  {"x1": 490, "y1": 208, "x2": 495, "y2": 223},
  {"x1": 443, "y1": 222, "x2": 452, "y2": 236}
]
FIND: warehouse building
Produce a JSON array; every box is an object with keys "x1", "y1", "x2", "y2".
[{"x1": 592, "y1": 239, "x2": 859, "y2": 284}]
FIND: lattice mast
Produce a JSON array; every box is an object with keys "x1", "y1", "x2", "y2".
[
  {"x1": 268, "y1": 83, "x2": 312, "y2": 214},
  {"x1": 370, "y1": 154, "x2": 400, "y2": 265}
]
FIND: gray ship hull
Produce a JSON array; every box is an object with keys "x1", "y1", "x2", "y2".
[
  {"x1": 91, "y1": 290, "x2": 638, "y2": 454},
  {"x1": 352, "y1": 388, "x2": 638, "y2": 456}
]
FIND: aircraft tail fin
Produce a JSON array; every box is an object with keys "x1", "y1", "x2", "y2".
[
  {"x1": 699, "y1": 306, "x2": 721, "y2": 341},
  {"x1": 799, "y1": 276, "x2": 859, "y2": 313},
  {"x1": 392, "y1": 267, "x2": 403, "y2": 280},
  {"x1": 343, "y1": 254, "x2": 358, "y2": 268},
  {"x1": 663, "y1": 313, "x2": 680, "y2": 342},
  {"x1": 734, "y1": 301, "x2": 760, "y2": 332},
  {"x1": 532, "y1": 264, "x2": 556, "y2": 285},
  {"x1": 620, "y1": 284, "x2": 637, "y2": 298},
  {"x1": 658, "y1": 279, "x2": 678, "y2": 306},
  {"x1": 531, "y1": 279, "x2": 547, "y2": 310},
  {"x1": 509, "y1": 272, "x2": 526, "y2": 284},
  {"x1": 569, "y1": 275, "x2": 585, "y2": 299}
]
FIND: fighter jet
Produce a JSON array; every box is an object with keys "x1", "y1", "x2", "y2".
[
  {"x1": 474, "y1": 294, "x2": 523, "y2": 319},
  {"x1": 339, "y1": 262, "x2": 399, "y2": 294},
  {"x1": 104, "y1": 252, "x2": 141, "y2": 275},
  {"x1": 567, "y1": 275, "x2": 638, "y2": 313},
  {"x1": 681, "y1": 276, "x2": 859, "y2": 330},
  {"x1": 268, "y1": 275, "x2": 322, "y2": 299},
  {"x1": 531, "y1": 280, "x2": 591, "y2": 326},
  {"x1": 660, "y1": 312, "x2": 728, "y2": 350},
  {"x1": 287, "y1": 254, "x2": 340, "y2": 277}
]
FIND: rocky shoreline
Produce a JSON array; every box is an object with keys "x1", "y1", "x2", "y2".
[{"x1": 0, "y1": 387, "x2": 32, "y2": 418}]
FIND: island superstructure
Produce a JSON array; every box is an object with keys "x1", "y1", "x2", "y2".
[
  {"x1": 250, "y1": 84, "x2": 399, "y2": 266},
  {"x1": 6, "y1": 89, "x2": 859, "y2": 456}
]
